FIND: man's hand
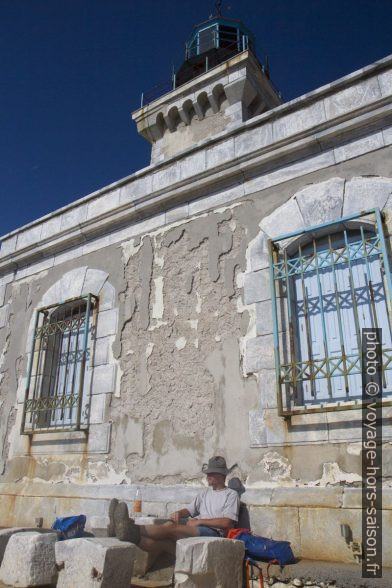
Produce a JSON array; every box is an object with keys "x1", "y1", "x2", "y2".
[{"x1": 169, "y1": 511, "x2": 181, "y2": 524}]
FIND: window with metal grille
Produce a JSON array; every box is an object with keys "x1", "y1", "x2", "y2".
[
  {"x1": 268, "y1": 208, "x2": 392, "y2": 417},
  {"x1": 21, "y1": 294, "x2": 98, "y2": 434}
]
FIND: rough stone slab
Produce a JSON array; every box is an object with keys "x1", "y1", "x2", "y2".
[
  {"x1": 60, "y1": 204, "x2": 88, "y2": 231},
  {"x1": 234, "y1": 123, "x2": 273, "y2": 158},
  {"x1": 295, "y1": 177, "x2": 344, "y2": 227},
  {"x1": 87, "y1": 423, "x2": 112, "y2": 453},
  {"x1": 334, "y1": 131, "x2": 384, "y2": 163},
  {"x1": 91, "y1": 364, "x2": 116, "y2": 394},
  {"x1": 0, "y1": 531, "x2": 57, "y2": 587},
  {"x1": 96, "y1": 308, "x2": 118, "y2": 339},
  {"x1": 40, "y1": 216, "x2": 62, "y2": 241},
  {"x1": 245, "y1": 334, "x2": 275, "y2": 374},
  {"x1": 343, "y1": 176, "x2": 392, "y2": 216},
  {"x1": 174, "y1": 537, "x2": 244, "y2": 588},
  {"x1": 0, "y1": 235, "x2": 17, "y2": 258},
  {"x1": 0, "y1": 528, "x2": 48, "y2": 565},
  {"x1": 55, "y1": 537, "x2": 136, "y2": 588},
  {"x1": 16, "y1": 225, "x2": 42, "y2": 250},
  {"x1": 257, "y1": 369, "x2": 278, "y2": 409}
]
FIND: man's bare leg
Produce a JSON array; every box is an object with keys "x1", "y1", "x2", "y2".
[{"x1": 139, "y1": 523, "x2": 199, "y2": 542}]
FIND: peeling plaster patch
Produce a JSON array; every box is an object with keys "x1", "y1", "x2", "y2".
[
  {"x1": 152, "y1": 276, "x2": 164, "y2": 320},
  {"x1": 229, "y1": 219, "x2": 237, "y2": 232},
  {"x1": 148, "y1": 320, "x2": 167, "y2": 331},
  {"x1": 237, "y1": 294, "x2": 256, "y2": 377},
  {"x1": 195, "y1": 292, "x2": 202, "y2": 314},
  {"x1": 215, "y1": 335, "x2": 221, "y2": 342},
  {"x1": 188, "y1": 319, "x2": 198, "y2": 330},
  {"x1": 146, "y1": 342, "x2": 154, "y2": 359},
  {"x1": 236, "y1": 271, "x2": 245, "y2": 289},
  {"x1": 194, "y1": 339, "x2": 199, "y2": 349},
  {"x1": 139, "y1": 236, "x2": 154, "y2": 330},
  {"x1": 260, "y1": 451, "x2": 293, "y2": 482},
  {"x1": 175, "y1": 337, "x2": 187, "y2": 350},
  {"x1": 121, "y1": 238, "x2": 143, "y2": 265},
  {"x1": 308, "y1": 462, "x2": 362, "y2": 486},
  {"x1": 347, "y1": 442, "x2": 362, "y2": 456},
  {"x1": 155, "y1": 251, "x2": 165, "y2": 269},
  {"x1": 173, "y1": 307, "x2": 178, "y2": 316}
]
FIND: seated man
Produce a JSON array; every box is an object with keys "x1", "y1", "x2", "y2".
[{"x1": 110, "y1": 456, "x2": 240, "y2": 556}]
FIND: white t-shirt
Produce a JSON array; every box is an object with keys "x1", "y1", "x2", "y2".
[{"x1": 186, "y1": 487, "x2": 240, "y2": 523}]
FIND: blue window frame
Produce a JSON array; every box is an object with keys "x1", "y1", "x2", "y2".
[{"x1": 268, "y1": 208, "x2": 392, "y2": 417}]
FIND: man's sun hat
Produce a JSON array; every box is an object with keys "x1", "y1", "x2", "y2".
[{"x1": 202, "y1": 456, "x2": 229, "y2": 475}]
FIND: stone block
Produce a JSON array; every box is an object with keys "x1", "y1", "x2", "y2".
[
  {"x1": 0, "y1": 531, "x2": 57, "y2": 587},
  {"x1": 81, "y1": 268, "x2": 109, "y2": 297},
  {"x1": 256, "y1": 298, "x2": 288, "y2": 337},
  {"x1": 16, "y1": 256, "x2": 55, "y2": 281},
  {"x1": 152, "y1": 164, "x2": 181, "y2": 191},
  {"x1": 180, "y1": 151, "x2": 206, "y2": 179},
  {"x1": 245, "y1": 334, "x2": 275, "y2": 374},
  {"x1": 40, "y1": 216, "x2": 62, "y2": 241},
  {"x1": 174, "y1": 537, "x2": 244, "y2": 588},
  {"x1": 257, "y1": 369, "x2": 278, "y2": 409},
  {"x1": 0, "y1": 285, "x2": 6, "y2": 307},
  {"x1": 0, "y1": 304, "x2": 9, "y2": 329},
  {"x1": 0, "y1": 235, "x2": 17, "y2": 257},
  {"x1": 260, "y1": 197, "x2": 304, "y2": 240},
  {"x1": 119, "y1": 175, "x2": 152, "y2": 204},
  {"x1": 60, "y1": 204, "x2": 88, "y2": 231},
  {"x1": 91, "y1": 364, "x2": 116, "y2": 394},
  {"x1": 16, "y1": 225, "x2": 42, "y2": 250},
  {"x1": 55, "y1": 537, "x2": 136, "y2": 588},
  {"x1": 234, "y1": 123, "x2": 273, "y2": 158},
  {"x1": 323, "y1": 77, "x2": 381, "y2": 119},
  {"x1": 0, "y1": 528, "x2": 46, "y2": 565},
  {"x1": 93, "y1": 336, "x2": 111, "y2": 366},
  {"x1": 248, "y1": 506, "x2": 300, "y2": 555},
  {"x1": 87, "y1": 423, "x2": 112, "y2": 453},
  {"x1": 58, "y1": 266, "x2": 88, "y2": 300},
  {"x1": 166, "y1": 203, "x2": 189, "y2": 224},
  {"x1": 249, "y1": 409, "x2": 268, "y2": 446},
  {"x1": 243, "y1": 268, "x2": 270, "y2": 305},
  {"x1": 271, "y1": 486, "x2": 343, "y2": 508},
  {"x1": 188, "y1": 183, "x2": 243, "y2": 215},
  {"x1": 96, "y1": 309, "x2": 118, "y2": 338},
  {"x1": 87, "y1": 190, "x2": 120, "y2": 220},
  {"x1": 206, "y1": 137, "x2": 235, "y2": 169},
  {"x1": 334, "y1": 131, "x2": 384, "y2": 163},
  {"x1": 266, "y1": 408, "x2": 328, "y2": 445},
  {"x1": 247, "y1": 230, "x2": 270, "y2": 272},
  {"x1": 295, "y1": 177, "x2": 344, "y2": 227},
  {"x1": 383, "y1": 125, "x2": 392, "y2": 146},
  {"x1": 273, "y1": 101, "x2": 326, "y2": 142},
  {"x1": 343, "y1": 176, "x2": 392, "y2": 216},
  {"x1": 88, "y1": 393, "x2": 108, "y2": 424},
  {"x1": 378, "y1": 69, "x2": 392, "y2": 97},
  {"x1": 99, "y1": 282, "x2": 116, "y2": 311}
]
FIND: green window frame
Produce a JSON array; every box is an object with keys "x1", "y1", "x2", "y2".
[
  {"x1": 268, "y1": 207, "x2": 392, "y2": 417},
  {"x1": 21, "y1": 293, "x2": 98, "y2": 434}
]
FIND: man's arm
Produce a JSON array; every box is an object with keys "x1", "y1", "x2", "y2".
[{"x1": 186, "y1": 517, "x2": 235, "y2": 531}]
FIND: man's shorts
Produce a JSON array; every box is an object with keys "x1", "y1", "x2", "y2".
[{"x1": 197, "y1": 526, "x2": 223, "y2": 537}]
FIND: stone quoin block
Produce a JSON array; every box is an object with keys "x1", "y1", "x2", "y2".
[
  {"x1": 174, "y1": 537, "x2": 244, "y2": 588},
  {"x1": 0, "y1": 531, "x2": 57, "y2": 587},
  {"x1": 55, "y1": 537, "x2": 136, "y2": 588}
]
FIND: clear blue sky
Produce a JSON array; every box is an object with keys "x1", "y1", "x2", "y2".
[{"x1": 1, "y1": 0, "x2": 391, "y2": 236}]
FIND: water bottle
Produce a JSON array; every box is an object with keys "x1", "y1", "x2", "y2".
[{"x1": 133, "y1": 487, "x2": 142, "y2": 516}]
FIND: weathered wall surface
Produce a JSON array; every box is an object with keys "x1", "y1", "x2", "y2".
[{"x1": 1, "y1": 54, "x2": 392, "y2": 564}]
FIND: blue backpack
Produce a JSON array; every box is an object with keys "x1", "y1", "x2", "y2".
[
  {"x1": 52, "y1": 515, "x2": 86, "y2": 540},
  {"x1": 237, "y1": 532, "x2": 296, "y2": 566}
]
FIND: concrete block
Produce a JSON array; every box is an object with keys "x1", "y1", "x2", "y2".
[
  {"x1": 87, "y1": 190, "x2": 120, "y2": 220},
  {"x1": 96, "y1": 309, "x2": 118, "y2": 338},
  {"x1": 247, "y1": 230, "x2": 270, "y2": 272},
  {"x1": 323, "y1": 77, "x2": 381, "y2": 119},
  {"x1": 295, "y1": 177, "x2": 344, "y2": 227},
  {"x1": 273, "y1": 101, "x2": 326, "y2": 142},
  {"x1": 243, "y1": 268, "x2": 270, "y2": 305},
  {"x1": 55, "y1": 537, "x2": 136, "y2": 588},
  {"x1": 0, "y1": 531, "x2": 57, "y2": 587},
  {"x1": 91, "y1": 364, "x2": 116, "y2": 394},
  {"x1": 16, "y1": 225, "x2": 42, "y2": 250},
  {"x1": 81, "y1": 268, "x2": 109, "y2": 297},
  {"x1": 245, "y1": 334, "x2": 274, "y2": 374},
  {"x1": 206, "y1": 137, "x2": 235, "y2": 169},
  {"x1": 60, "y1": 204, "x2": 88, "y2": 230},
  {"x1": 378, "y1": 69, "x2": 392, "y2": 97},
  {"x1": 260, "y1": 197, "x2": 304, "y2": 240},
  {"x1": 174, "y1": 537, "x2": 244, "y2": 588},
  {"x1": 343, "y1": 176, "x2": 392, "y2": 216},
  {"x1": 334, "y1": 131, "x2": 384, "y2": 163},
  {"x1": 234, "y1": 123, "x2": 273, "y2": 157}
]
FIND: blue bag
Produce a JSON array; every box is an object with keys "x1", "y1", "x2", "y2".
[
  {"x1": 237, "y1": 532, "x2": 296, "y2": 566},
  {"x1": 52, "y1": 515, "x2": 86, "y2": 540}
]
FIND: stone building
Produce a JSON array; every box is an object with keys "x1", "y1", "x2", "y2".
[{"x1": 0, "y1": 14, "x2": 392, "y2": 566}]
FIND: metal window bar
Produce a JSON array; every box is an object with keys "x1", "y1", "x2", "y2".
[
  {"x1": 21, "y1": 294, "x2": 98, "y2": 434},
  {"x1": 268, "y1": 208, "x2": 392, "y2": 417}
]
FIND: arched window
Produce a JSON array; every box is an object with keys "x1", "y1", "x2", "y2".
[
  {"x1": 269, "y1": 208, "x2": 392, "y2": 416},
  {"x1": 22, "y1": 294, "x2": 98, "y2": 433}
]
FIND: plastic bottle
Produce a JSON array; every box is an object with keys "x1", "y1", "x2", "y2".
[{"x1": 133, "y1": 487, "x2": 142, "y2": 515}]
